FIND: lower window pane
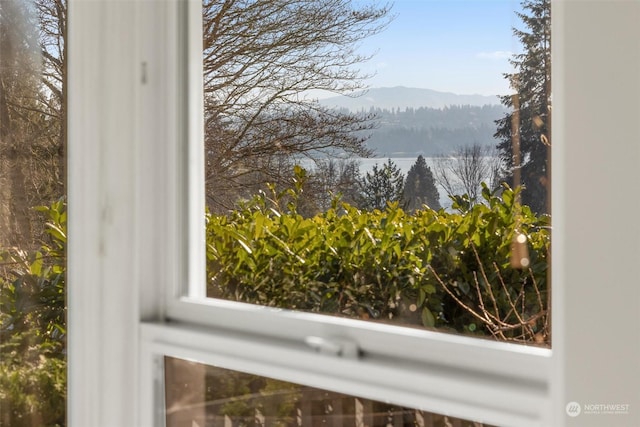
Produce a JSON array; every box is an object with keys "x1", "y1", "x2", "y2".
[{"x1": 165, "y1": 357, "x2": 498, "y2": 427}]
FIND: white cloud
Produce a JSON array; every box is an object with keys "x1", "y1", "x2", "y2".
[
  {"x1": 376, "y1": 62, "x2": 389, "y2": 69},
  {"x1": 476, "y1": 50, "x2": 513, "y2": 60}
]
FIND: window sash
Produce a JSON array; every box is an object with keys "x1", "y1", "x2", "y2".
[
  {"x1": 162, "y1": 0, "x2": 552, "y2": 421},
  {"x1": 140, "y1": 321, "x2": 549, "y2": 427},
  {"x1": 161, "y1": 0, "x2": 552, "y2": 423}
]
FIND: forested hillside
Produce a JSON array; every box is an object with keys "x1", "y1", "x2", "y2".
[{"x1": 354, "y1": 103, "x2": 507, "y2": 156}]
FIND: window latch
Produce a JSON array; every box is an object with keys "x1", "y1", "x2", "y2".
[{"x1": 304, "y1": 336, "x2": 360, "y2": 359}]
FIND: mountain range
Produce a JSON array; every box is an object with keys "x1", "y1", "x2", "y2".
[{"x1": 319, "y1": 86, "x2": 502, "y2": 111}]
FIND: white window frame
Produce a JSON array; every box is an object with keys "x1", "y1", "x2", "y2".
[{"x1": 67, "y1": 1, "x2": 640, "y2": 427}]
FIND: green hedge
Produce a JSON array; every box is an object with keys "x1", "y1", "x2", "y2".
[{"x1": 207, "y1": 167, "x2": 550, "y2": 343}]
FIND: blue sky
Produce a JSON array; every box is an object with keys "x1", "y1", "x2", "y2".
[{"x1": 355, "y1": 0, "x2": 523, "y2": 96}]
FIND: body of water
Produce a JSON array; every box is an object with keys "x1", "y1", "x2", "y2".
[
  {"x1": 300, "y1": 156, "x2": 422, "y2": 175},
  {"x1": 300, "y1": 156, "x2": 453, "y2": 209},
  {"x1": 357, "y1": 157, "x2": 422, "y2": 176}
]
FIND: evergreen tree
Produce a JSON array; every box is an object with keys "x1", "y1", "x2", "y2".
[
  {"x1": 358, "y1": 159, "x2": 404, "y2": 211},
  {"x1": 494, "y1": 0, "x2": 551, "y2": 214},
  {"x1": 404, "y1": 155, "x2": 441, "y2": 211}
]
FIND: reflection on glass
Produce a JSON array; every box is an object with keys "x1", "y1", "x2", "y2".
[
  {"x1": 165, "y1": 357, "x2": 497, "y2": 427},
  {"x1": 0, "y1": 0, "x2": 67, "y2": 425},
  {"x1": 203, "y1": 0, "x2": 551, "y2": 346}
]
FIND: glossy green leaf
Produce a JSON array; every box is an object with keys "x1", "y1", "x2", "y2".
[{"x1": 421, "y1": 307, "x2": 436, "y2": 328}]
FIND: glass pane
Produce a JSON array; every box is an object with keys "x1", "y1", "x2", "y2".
[
  {"x1": 165, "y1": 356, "x2": 498, "y2": 427},
  {"x1": 203, "y1": 0, "x2": 550, "y2": 346},
  {"x1": 0, "y1": 0, "x2": 67, "y2": 424}
]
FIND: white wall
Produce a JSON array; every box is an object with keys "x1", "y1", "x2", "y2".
[{"x1": 553, "y1": 1, "x2": 640, "y2": 426}]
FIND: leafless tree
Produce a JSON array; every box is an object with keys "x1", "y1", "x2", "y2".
[
  {"x1": 203, "y1": 0, "x2": 391, "y2": 211},
  {"x1": 433, "y1": 144, "x2": 502, "y2": 205},
  {"x1": 302, "y1": 158, "x2": 361, "y2": 214},
  {"x1": 0, "y1": 0, "x2": 66, "y2": 247},
  {"x1": 36, "y1": 0, "x2": 66, "y2": 157}
]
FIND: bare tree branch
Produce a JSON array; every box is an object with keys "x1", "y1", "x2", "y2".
[{"x1": 203, "y1": 0, "x2": 391, "y2": 212}]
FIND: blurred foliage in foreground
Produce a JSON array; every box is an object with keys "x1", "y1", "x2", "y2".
[{"x1": 0, "y1": 200, "x2": 66, "y2": 426}]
